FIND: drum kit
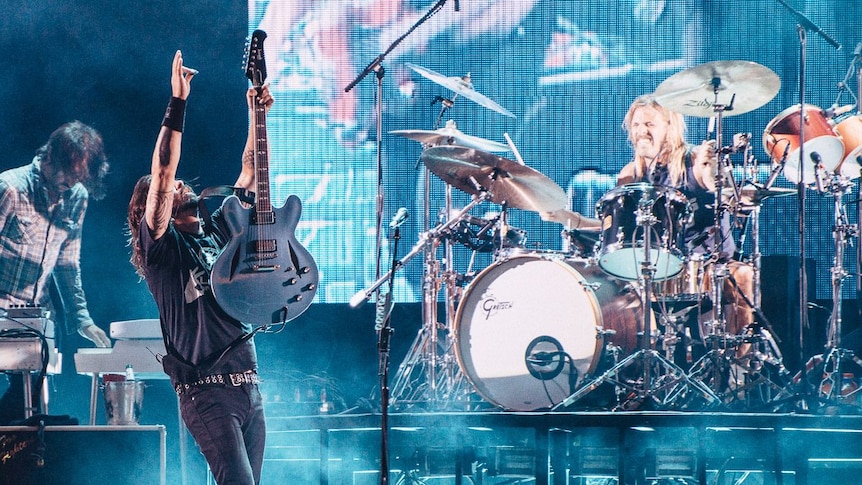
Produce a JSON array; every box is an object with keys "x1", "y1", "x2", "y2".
[{"x1": 365, "y1": 56, "x2": 862, "y2": 413}]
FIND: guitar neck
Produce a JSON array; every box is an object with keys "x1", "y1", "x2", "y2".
[{"x1": 253, "y1": 94, "x2": 274, "y2": 224}]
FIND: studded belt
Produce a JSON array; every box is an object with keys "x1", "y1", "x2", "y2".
[{"x1": 175, "y1": 371, "x2": 260, "y2": 395}]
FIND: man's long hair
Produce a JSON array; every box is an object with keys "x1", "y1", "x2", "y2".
[
  {"x1": 127, "y1": 175, "x2": 151, "y2": 279},
  {"x1": 37, "y1": 121, "x2": 110, "y2": 200},
  {"x1": 622, "y1": 95, "x2": 689, "y2": 186}
]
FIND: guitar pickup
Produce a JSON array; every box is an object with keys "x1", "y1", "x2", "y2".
[{"x1": 251, "y1": 239, "x2": 277, "y2": 253}]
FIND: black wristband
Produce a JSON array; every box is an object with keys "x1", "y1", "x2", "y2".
[{"x1": 162, "y1": 96, "x2": 187, "y2": 133}]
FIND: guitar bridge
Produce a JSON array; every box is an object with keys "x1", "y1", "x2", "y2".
[{"x1": 251, "y1": 264, "x2": 279, "y2": 273}]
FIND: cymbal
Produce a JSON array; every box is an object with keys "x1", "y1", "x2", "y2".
[
  {"x1": 539, "y1": 208, "x2": 602, "y2": 230},
  {"x1": 722, "y1": 183, "x2": 796, "y2": 209},
  {"x1": 406, "y1": 63, "x2": 516, "y2": 118},
  {"x1": 653, "y1": 60, "x2": 780, "y2": 117},
  {"x1": 390, "y1": 120, "x2": 510, "y2": 153},
  {"x1": 420, "y1": 146, "x2": 567, "y2": 213}
]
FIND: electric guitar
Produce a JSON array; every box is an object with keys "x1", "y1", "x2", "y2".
[{"x1": 211, "y1": 29, "x2": 319, "y2": 324}]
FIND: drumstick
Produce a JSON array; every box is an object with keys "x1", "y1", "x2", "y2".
[{"x1": 503, "y1": 133, "x2": 525, "y2": 165}]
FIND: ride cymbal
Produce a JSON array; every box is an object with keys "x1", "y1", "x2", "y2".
[
  {"x1": 420, "y1": 146, "x2": 566, "y2": 213},
  {"x1": 653, "y1": 60, "x2": 780, "y2": 117},
  {"x1": 406, "y1": 63, "x2": 516, "y2": 118}
]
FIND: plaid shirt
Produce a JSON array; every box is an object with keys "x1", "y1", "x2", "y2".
[{"x1": 0, "y1": 158, "x2": 94, "y2": 332}]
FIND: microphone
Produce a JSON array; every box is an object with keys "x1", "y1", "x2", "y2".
[
  {"x1": 776, "y1": 0, "x2": 841, "y2": 50},
  {"x1": 811, "y1": 152, "x2": 825, "y2": 192},
  {"x1": 822, "y1": 104, "x2": 839, "y2": 118},
  {"x1": 765, "y1": 142, "x2": 791, "y2": 189},
  {"x1": 349, "y1": 289, "x2": 368, "y2": 308},
  {"x1": 389, "y1": 207, "x2": 409, "y2": 228}
]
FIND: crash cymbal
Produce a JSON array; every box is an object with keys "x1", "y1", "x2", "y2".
[
  {"x1": 420, "y1": 146, "x2": 566, "y2": 213},
  {"x1": 539, "y1": 208, "x2": 602, "y2": 230},
  {"x1": 406, "y1": 63, "x2": 516, "y2": 118},
  {"x1": 390, "y1": 120, "x2": 510, "y2": 152},
  {"x1": 653, "y1": 60, "x2": 780, "y2": 117}
]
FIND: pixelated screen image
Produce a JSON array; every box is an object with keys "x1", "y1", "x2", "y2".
[{"x1": 249, "y1": 0, "x2": 858, "y2": 304}]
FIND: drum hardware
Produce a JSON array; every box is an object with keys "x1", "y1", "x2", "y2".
[
  {"x1": 388, "y1": 73, "x2": 519, "y2": 411},
  {"x1": 807, "y1": 174, "x2": 861, "y2": 407},
  {"x1": 553, "y1": 192, "x2": 720, "y2": 412},
  {"x1": 351, "y1": 193, "x2": 491, "y2": 409}
]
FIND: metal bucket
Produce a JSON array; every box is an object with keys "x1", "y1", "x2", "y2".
[{"x1": 103, "y1": 381, "x2": 145, "y2": 425}]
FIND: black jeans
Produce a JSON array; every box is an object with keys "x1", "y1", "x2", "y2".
[{"x1": 179, "y1": 382, "x2": 266, "y2": 485}]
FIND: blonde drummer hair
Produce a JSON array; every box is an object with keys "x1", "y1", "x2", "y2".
[{"x1": 623, "y1": 95, "x2": 689, "y2": 187}]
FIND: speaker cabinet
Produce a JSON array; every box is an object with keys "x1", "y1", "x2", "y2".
[{"x1": 0, "y1": 425, "x2": 165, "y2": 485}]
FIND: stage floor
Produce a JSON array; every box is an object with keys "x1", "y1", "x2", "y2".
[{"x1": 262, "y1": 411, "x2": 862, "y2": 485}]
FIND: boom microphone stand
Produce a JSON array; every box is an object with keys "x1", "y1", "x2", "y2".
[{"x1": 776, "y1": 0, "x2": 842, "y2": 374}]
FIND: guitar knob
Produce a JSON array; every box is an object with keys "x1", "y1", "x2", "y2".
[
  {"x1": 299, "y1": 266, "x2": 310, "y2": 274},
  {"x1": 304, "y1": 283, "x2": 316, "y2": 291},
  {"x1": 294, "y1": 295, "x2": 303, "y2": 302},
  {"x1": 286, "y1": 277, "x2": 298, "y2": 285}
]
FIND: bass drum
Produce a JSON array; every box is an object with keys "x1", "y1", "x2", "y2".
[{"x1": 453, "y1": 255, "x2": 643, "y2": 411}]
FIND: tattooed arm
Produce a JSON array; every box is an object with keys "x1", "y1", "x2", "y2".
[{"x1": 145, "y1": 50, "x2": 195, "y2": 239}]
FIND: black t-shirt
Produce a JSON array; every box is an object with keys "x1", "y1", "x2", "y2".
[{"x1": 139, "y1": 211, "x2": 257, "y2": 378}]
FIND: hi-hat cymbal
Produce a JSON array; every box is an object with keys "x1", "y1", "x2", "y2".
[
  {"x1": 390, "y1": 120, "x2": 510, "y2": 152},
  {"x1": 406, "y1": 63, "x2": 516, "y2": 118},
  {"x1": 722, "y1": 183, "x2": 796, "y2": 210},
  {"x1": 420, "y1": 146, "x2": 566, "y2": 213},
  {"x1": 653, "y1": 60, "x2": 780, "y2": 117},
  {"x1": 539, "y1": 208, "x2": 602, "y2": 230}
]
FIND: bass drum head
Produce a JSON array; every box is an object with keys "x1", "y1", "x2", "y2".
[{"x1": 454, "y1": 255, "x2": 636, "y2": 411}]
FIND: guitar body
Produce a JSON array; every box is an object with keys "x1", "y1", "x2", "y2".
[
  {"x1": 211, "y1": 194, "x2": 318, "y2": 324},
  {"x1": 210, "y1": 29, "x2": 318, "y2": 325}
]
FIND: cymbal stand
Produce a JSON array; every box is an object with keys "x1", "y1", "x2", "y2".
[
  {"x1": 817, "y1": 175, "x2": 862, "y2": 405},
  {"x1": 688, "y1": 93, "x2": 738, "y2": 397},
  {"x1": 387, "y1": 194, "x2": 487, "y2": 410},
  {"x1": 554, "y1": 193, "x2": 720, "y2": 411}
]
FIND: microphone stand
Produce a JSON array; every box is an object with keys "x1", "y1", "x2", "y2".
[
  {"x1": 344, "y1": 0, "x2": 449, "y2": 293},
  {"x1": 775, "y1": 0, "x2": 841, "y2": 408},
  {"x1": 376, "y1": 224, "x2": 401, "y2": 485}
]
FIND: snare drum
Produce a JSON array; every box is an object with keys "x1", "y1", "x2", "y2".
[
  {"x1": 595, "y1": 183, "x2": 691, "y2": 281},
  {"x1": 762, "y1": 104, "x2": 845, "y2": 184},
  {"x1": 653, "y1": 253, "x2": 710, "y2": 303}
]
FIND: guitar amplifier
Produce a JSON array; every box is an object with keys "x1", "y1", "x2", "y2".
[{"x1": 0, "y1": 308, "x2": 58, "y2": 372}]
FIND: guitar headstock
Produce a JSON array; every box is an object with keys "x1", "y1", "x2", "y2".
[{"x1": 244, "y1": 29, "x2": 268, "y2": 87}]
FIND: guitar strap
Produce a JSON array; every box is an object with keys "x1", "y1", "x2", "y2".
[{"x1": 197, "y1": 185, "x2": 256, "y2": 235}]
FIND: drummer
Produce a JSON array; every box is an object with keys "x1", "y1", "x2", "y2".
[{"x1": 617, "y1": 94, "x2": 754, "y2": 343}]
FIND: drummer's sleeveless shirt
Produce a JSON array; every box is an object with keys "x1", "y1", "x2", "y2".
[{"x1": 646, "y1": 155, "x2": 736, "y2": 259}]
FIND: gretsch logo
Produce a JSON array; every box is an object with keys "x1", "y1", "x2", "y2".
[{"x1": 481, "y1": 293, "x2": 513, "y2": 319}]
